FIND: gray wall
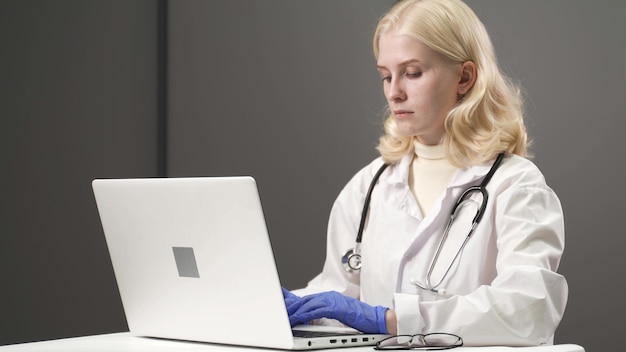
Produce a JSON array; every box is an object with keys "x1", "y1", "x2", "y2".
[
  {"x1": 1, "y1": 1, "x2": 624, "y2": 351},
  {"x1": 0, "y1": 0, "x2": 157, "y2": 345}
]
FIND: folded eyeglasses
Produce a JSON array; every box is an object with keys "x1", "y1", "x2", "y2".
[{"x1": 375, "y1": 332, "x2": 463, "y2": 350}]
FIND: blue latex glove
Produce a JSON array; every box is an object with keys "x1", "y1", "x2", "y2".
[
  {"x1": 288, "y1": 291, "x2": 388, "y2": 334},
  {"x1": 282, "y1": 288, "x2": 302, "y2": 314}
]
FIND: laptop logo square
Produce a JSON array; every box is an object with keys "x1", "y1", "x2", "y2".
[{"x1": 172, "y1": 247, "x2": 200, "y2": 278}]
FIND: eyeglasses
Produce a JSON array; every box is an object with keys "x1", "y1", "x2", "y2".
[{"x1": 375, "y1": 333, "x2": 463, "y2": 350}]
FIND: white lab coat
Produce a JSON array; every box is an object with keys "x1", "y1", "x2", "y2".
[{"x1": 295, "y1": 153, "x2": 568, "y2": 346}]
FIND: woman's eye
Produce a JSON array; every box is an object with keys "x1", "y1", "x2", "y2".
[
  {"x1": 381, "y1": 75, "x2": 391, "y2": 83},
  {"x1": 406, "y1": 71, "x2": 422, "y2": 78}
]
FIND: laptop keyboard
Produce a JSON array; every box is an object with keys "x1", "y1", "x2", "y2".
[{"x1": 292, "y1": 330, "x2": 359, "y2": 338}]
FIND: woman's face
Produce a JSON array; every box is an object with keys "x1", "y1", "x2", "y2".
[{"x1": 376, "y1": 31, "x2": 466, "y2": 145}]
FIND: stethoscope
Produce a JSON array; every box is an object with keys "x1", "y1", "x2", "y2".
[{"x1": 341, "y1": 152, "x2": 505, "y2": 294}]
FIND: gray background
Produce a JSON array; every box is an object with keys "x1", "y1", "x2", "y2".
[{"x1": 1, "y1": 1, "x2": 623, "y2": 351}]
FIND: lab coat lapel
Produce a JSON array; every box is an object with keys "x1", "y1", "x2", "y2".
[
  {"x1": 419, "y1": 162, "x2": 494, "y2": 232},
  {"x1": 448, "y1": 162, "x2": 494, "y2": 190},
  {"x1": 385, "y1": 154, "x2": 422, "y2": 220}
]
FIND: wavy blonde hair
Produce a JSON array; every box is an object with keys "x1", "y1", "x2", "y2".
[{"x1": 373, "y1": 0, "x2": 529, "y2": 167}]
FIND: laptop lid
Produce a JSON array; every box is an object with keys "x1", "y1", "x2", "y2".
[{"x1": 92, "y1": 177, "x2": 386, "y2": 350}]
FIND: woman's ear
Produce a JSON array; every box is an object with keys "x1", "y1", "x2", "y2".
[{"x1": 458, "y1": 61, "x2": 477, "y2": 95}]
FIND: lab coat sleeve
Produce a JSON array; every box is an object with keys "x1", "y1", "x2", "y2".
[
  {"x1": 395, "y1": 183, "x2": 568, "y2": 346},
  {"x1": 293, "y1": 159, "x2": 386, "y2": 299}
]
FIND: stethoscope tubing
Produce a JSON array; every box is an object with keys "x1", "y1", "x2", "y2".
[{"x1": 355, "y1": 163, "x2": 389, "y2": 243}]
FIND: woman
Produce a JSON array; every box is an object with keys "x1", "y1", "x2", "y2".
[{"x1": 285, "y1": 0, "x2": 567, "y2": 346}]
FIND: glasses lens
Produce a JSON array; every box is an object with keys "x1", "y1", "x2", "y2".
[
  {"x1": 423, "y1": 333, "x2": 461, "y2": 347},
  {"x1": 377, "y1": 335, "x2": 414, "y2": 349}
]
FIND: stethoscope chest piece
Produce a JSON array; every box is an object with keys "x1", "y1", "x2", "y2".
[{"x1": 341, "y1": 247, "x2": 362, "y2": 272}]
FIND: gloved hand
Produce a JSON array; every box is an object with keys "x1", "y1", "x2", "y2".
[
  {"x1": 287, "y1": 291, "x2": 388, "y2": 334},
  {"x1": 282, "y1": 288, "x2": 302, "y2": 314}
]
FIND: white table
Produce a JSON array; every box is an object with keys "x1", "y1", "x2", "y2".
[{"x1": 0, "y1": 333, "x2": 585, "y2": 352}]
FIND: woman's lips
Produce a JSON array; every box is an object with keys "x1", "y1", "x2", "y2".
[{"x1": 393, "y1": 110, "x2": 413, "y2": 119}]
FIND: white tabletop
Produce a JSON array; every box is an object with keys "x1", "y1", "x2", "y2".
[{"x1": 0, "y1": 333, "x2": 585, "y2": 352}]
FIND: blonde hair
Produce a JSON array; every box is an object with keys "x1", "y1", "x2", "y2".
[{"x1": 373, "y1": 0, "x2": 529, "y2": 167}]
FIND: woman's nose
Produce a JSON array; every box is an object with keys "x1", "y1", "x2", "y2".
[{"x1": 386, "y1": 79, "x2": 406, "y2": 102}]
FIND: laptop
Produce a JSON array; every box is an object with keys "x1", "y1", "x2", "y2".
[{"x1": 92, "y1": 176, "x2": 388, "y2": 350}]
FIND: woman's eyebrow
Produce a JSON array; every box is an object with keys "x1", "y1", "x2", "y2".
[{"x1": 376, "y1": 59, "x2": 422, "y2": 70}]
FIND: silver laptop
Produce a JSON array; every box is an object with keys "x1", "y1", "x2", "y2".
[{"x1": 92, "y1": 176, "x2": 388, "y2": 350}]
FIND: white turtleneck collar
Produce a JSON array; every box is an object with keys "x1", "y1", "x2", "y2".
[
  {"x1": 414, "y1": 140, "x2": 447, "y2": 163},
  {"x1": 410, "y1": 140, "x2": 457, "y2": 216}
]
